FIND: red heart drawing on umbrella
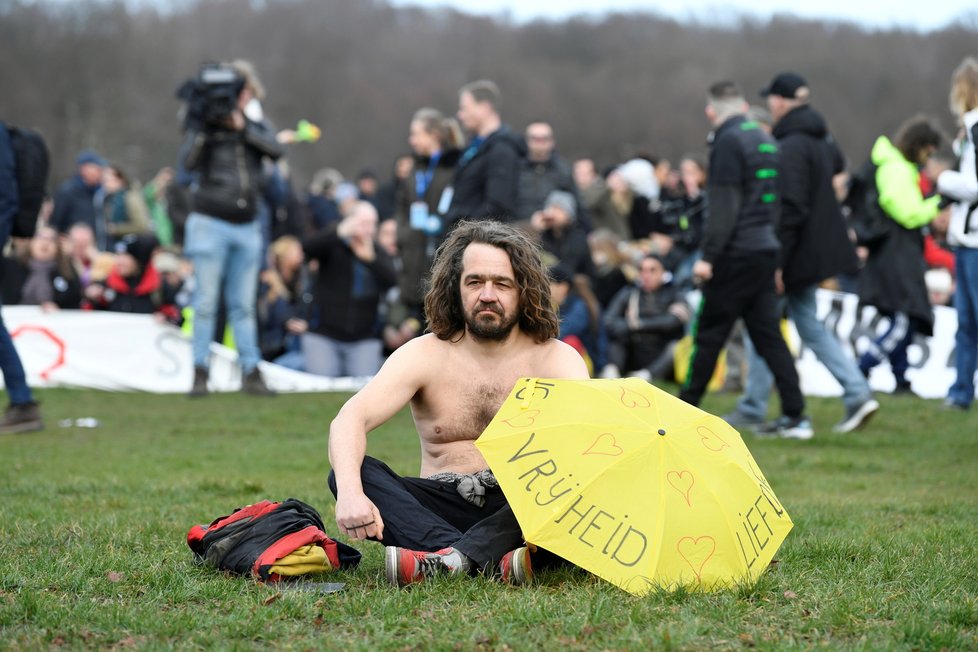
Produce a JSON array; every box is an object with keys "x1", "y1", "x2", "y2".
[
  {"x1": 676, "y1": 535, "x2": 716, "y2": 582},
  {"x1": 697, "y1": 426, "x2": 730, "y2": 452},
  {"x1": 583, "y1": 432, "x2": 624, "y2": 457},
  {"x1": 501, "y1": 410, "x2": 540, "y2": 428},
  {"x1": 619, "y1": 385, "x2": 651, "y2": 408},
  {"x1": 666, "y1": 470, "x2": 695, "y2": 507}
]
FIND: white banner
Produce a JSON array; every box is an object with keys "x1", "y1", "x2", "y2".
[
  {"x1": 796, "y1": 289, "x2": 961, "y2": 400},
  {"x1": 0, "y1": 306, "x2": 368, "y2": 394},
  {"x1": 0, "y1": 294, "x2": 967, "y2": 398}
]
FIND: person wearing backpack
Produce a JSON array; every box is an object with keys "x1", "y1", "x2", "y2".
[
  {"x1": 0, "y1": 121, "x2": 43, "y2": 433},
  {"x1": 857, "y1": 117, "x2": 944, "y2": 393},
  {"x1": 937, "y1": 57, "x2": 978, "y2": 410}
]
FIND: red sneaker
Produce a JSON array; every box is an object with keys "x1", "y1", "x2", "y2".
[
  {"x1": 385, "y1": 546, "x2": 469, "y2": 587},
  {"x1": 498, "y1": 547, "x2": 533, "y2": 585}
]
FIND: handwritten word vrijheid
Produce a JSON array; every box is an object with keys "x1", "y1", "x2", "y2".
[{"x1": 507, "y1": 431, "x2": 648, "y2": 567}]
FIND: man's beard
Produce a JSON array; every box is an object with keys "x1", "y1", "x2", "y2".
[{"x1": 465, "y1": 303, "x2": 518, "y2": 341}]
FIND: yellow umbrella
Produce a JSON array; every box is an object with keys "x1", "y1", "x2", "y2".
[{"x1": 475, "y1": 377, "x2": 793, "y2": 596}]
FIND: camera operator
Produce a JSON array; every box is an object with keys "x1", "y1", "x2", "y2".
[{"x1": 178, "y1": 60, "x2": 284, "y2": 397}]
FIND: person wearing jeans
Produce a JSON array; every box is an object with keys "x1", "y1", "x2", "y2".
[
  {"x1": 937, "y1": 57, "x2": 978, "y2": 410},
  {"x1": 0, "y1": 121, "x2": 43, "y2": 433},
  {"x1": 185, "y1": 213, "x2": 264, "y2": 381},
  {"x1": 177, "y1": 59, "x2": 283, "y2": 397},
  {"x1": 725, "y1": 72, "x2": 878, "y2": 435},
  {"x1": 735, "y1": 285, "x2": 878, "y2": 432}
]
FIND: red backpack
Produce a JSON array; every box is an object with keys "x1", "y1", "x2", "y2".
[{"x1": 187, "y1": 498, "x2": 361, "y2": 581}]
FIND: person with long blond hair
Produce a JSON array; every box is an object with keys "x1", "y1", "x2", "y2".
[{"x1": 937, "y1": 57, "x2": 978, "y2": 410}]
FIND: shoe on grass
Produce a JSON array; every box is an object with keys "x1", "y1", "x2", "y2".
[
  {"x1": 833, "y1": 398, "x2": 880, "y2": 434},
  {"x1": 722, "y1": 410, "x2": 766, "y2": 429},
  {"x1": 241, "y1": 368, "x2": 276, "y2": 396},
  {"x1": 943, "y1": 398, "x2": 969, "y2": 411},
  {"x1": 498, "y1": 546, "x2": 533, "y2": 585},
  {"x1": 0, "y1": 401, "x2": 43, "y2": 434},
  {"x1": 385, "y1": 546, "x2": 471, "y2": 587},
  {"x1": 755, "y1": 415, "x2": 814, "y2": 440},
  {"x1": 891, "y1": 381, "x2": 915, "y2": 396}
]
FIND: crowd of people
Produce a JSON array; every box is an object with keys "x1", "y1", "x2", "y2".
[{"x1": 2, "y1": 57, "x2": 976, "y2": 437}]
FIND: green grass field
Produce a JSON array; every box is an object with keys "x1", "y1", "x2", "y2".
[{"x1": 1, "y1": 387, "x2": 976, "y2": 651}]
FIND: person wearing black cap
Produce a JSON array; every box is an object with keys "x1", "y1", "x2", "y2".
[
  {"x1": 679, "y1": 81, "x2": 811, "y2": 439},
  {"x1": 50, "y1": 149, "x2": 106, "y2": 241},
  {"x1": 726, "y1": 72, "x2": 879, "y2": 435}
]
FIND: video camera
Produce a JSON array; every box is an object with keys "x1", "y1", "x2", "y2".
[{"x1": 176, "y1": 63, "x2": 245, "y2": 130}]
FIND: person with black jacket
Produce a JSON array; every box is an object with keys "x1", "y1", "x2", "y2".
[
  {"x1": 391, "y1": 107, "x2": 463, "y2": 343},
  {"x1": 302, "y1": 201, "x2": 398, "y2": 377},
  {"x1": 602, "y1": 254, "x2": 690, "y2": 381},
  {"x1": 444, "y1": 80, "x2": 522, "y2": 230},
  {"x1": 178, "y1": 60, "x2": 283, "y2": 397},
  {"x1": 0, "y1": 121, "x2": 44, "y2": 433},
  {"x1": 679, "y1": 81, "x2": 810, "y2": 439},
  {"x1": 726, "y1": 72, "x2": 879, "y2": 434},
  {"x1": 514, "y1": 121, "x2": 580, "y2": 222}
]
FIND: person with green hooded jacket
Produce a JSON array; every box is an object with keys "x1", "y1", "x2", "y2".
[{"x1": 857, "y1": 116, "x2": 944, "y2": 394}]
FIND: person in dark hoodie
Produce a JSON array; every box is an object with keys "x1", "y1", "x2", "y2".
[
  {"x1": 725, "y1": 72, "x2": 880, "y2": 435},
  {"x1": 444, "y1": 80, "x2": 522, "y2": 230}
]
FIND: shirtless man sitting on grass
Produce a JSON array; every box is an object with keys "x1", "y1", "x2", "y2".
[{"x1": 328, "y1": 219, "x2": 589, "y2": 587}]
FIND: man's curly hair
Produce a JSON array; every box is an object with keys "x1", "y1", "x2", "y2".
[{"x1": 424, "y1": 220, "x2": 559, "y2": 343}]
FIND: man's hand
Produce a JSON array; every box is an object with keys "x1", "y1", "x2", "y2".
[
  {"x1": 774, "y1": 268, "x2": 785, "y2": 295},
  {"x1": 228, "y1": 110, "x2": 246, "y2": 132},
  {"x1": 649, "y1": 232, "x2": 674, "y2": 256},
  {"x1": 335, "y1": 492, "x2": 385, "y2": 542},
  {"x1": 285, "y1": 317, "x2": 308, "y2": 334},
  {"x1": 692, "y1": 259, "x2": 713, "y2": 284}
]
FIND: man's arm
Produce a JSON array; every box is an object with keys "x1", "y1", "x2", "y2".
[
  {"x1": 177, "y1": 128, "x2": 206, "y2": 172},
  {"x1": 0, "y1": 124, "x2": 18, "y2": 233},
  {"x1": 700, "y1": 184, "x2": 741, "y2": 265},
  {"x1": 546, "y1": 338, "x2": 592, "y2": 379},
  {"x1": 777, "y1": 137, "x2": 814, "y2": 270},
  {"x1": 700, "y1": 135, "x2": 744, "y2": 266},
  {"x1": 480, "y1": 139, "x2": 520, "y2": 220},
  {"x1": 328, "y1": 336, "x2": 430, "y2": 541},
  {"x1": 243, "y1": 119, "x2": 285, "y2": 160}
]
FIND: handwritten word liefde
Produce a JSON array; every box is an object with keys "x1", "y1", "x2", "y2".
[{"x1": 734, "y1": 462, "x2": 788, "y2": 570}]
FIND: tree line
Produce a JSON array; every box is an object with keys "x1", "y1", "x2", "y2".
[{"x1": 1, "y1": 0, "x2": 976, "y2": 190}]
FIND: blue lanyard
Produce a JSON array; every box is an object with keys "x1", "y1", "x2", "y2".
[
  {"x1": 415, "y1": 151, "x2": 441, "y2": 197},
  {"x1": 458, "y1": 136, "x2": 485, "y2": 168}
]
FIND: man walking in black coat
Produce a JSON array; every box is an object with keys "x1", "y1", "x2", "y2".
[
  {"x1": 726, "y1": 72, "x2": 879, "y2": 435},
  {"x1": 679, "y1": 81, "x2": 810, "y2": 439}
]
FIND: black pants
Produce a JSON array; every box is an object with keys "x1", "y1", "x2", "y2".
[
  {"x1": 679, "y1": 255, "x2": 804, "y2": 418},
  {"x1": 327, "y1": 456, "x2": 524, "y2": 570}
]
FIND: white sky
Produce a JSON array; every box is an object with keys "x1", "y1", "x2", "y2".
[{"x1": 388, "y1": 0, "x2": 977, "y2": 31}]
